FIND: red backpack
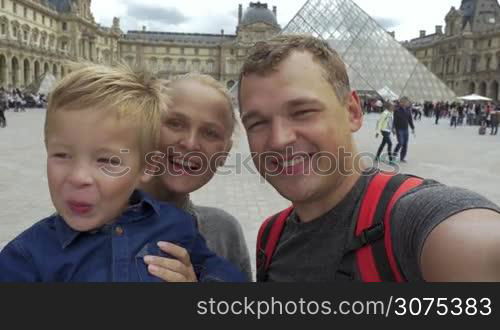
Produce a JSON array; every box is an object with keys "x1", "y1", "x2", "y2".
[{"x1": 256, "y1": 172, "x2": 424, "y2": 282}]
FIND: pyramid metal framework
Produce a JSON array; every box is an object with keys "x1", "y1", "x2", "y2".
[{"x1": 283, "y1": 0, "x2": 457, "y2": 102}]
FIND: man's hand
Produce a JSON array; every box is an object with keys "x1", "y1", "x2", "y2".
[{"x1": 144, "y1": 242, "x2": 197, "y2": 282}]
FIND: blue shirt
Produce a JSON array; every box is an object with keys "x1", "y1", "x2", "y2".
[{"x1": 0, "y1": 190, "x2": 247, "y2": 282}]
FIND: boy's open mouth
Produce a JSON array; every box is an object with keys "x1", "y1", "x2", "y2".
[{"x1": 67, "y1": 201, "x2": 93, "y2": 215}]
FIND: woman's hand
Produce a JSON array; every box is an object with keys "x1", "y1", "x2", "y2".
[{"x1": 144, "y1": 242, "x2": 198, "y2": 282}]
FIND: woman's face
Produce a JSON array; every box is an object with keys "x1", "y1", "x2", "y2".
[{"x1": 157, "y1": 80, "x2": 233, "y2": 195}]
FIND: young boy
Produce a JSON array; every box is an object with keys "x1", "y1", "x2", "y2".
[{"x1": 0, "y1": 64, "x2": 246, "y2": 282}]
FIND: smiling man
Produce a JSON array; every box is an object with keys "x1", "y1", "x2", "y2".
[{"x1": 238, "y1": 35, "x2": 500, "y2": 282}]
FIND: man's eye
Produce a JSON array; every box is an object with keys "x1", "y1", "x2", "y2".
[{"x1": 293, "y1": 110, "x2": 314, "y2": 118}]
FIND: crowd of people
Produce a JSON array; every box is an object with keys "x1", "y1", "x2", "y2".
[
  {"x1": 0, "y1": 87, "x2": 47, "y2": 128},
  {"x1": 373, "y1": 97, "x2": 500, "y2": 165}
]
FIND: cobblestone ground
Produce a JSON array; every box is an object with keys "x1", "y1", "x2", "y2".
[{"x1": 1, "y1": 108, "x2": 500, "y2": 275}]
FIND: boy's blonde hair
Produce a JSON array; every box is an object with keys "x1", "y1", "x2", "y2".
[
  {"x1": 45, "y1": 62, "x2": 169, "y2": 159},
  {"x1": 165, "y1": 73, "x2": 236, "y2": 136}
]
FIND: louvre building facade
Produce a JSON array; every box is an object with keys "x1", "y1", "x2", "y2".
[
  {"x1": 404, "y1": 0, "x2": 500, "y2": 101},
  {"x1": 1, "y1": 0, "x2": 457, "y2": 102},
  {"x1": 0, "y1": 0, "x2": 280, "y2": 90}
]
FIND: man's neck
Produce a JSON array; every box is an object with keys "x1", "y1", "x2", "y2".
[{"x1": 294, "y1": 168, "x2": 362, "y2": 223}]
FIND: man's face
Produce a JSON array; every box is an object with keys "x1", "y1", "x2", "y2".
[
  {"x1": 239, "y1": 51, "x2": 363, "y2": 204},
  {"x1": 46, "y1": 109, "x2": 149, "y2": 232}
]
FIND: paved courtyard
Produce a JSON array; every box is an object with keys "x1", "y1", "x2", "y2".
[{"x1": 1, "y1": 108, "x2": 500, "y2": 274}]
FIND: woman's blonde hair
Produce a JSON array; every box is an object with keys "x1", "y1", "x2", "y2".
[{"x1": 45, "y1": 62, "x2": 170, "y2": 158}]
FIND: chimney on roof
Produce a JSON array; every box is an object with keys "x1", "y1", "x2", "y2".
[
  {"x1": 221, "y1": 29, "x2": 224, "y2": 36},
  {"x1": 142, "y1": 25, "x2": 146, "y2": 32},
  {"x1": 388, "y1": 31, "x2": 395, "y2": 38},
  {"x1": 238, "y1": 4, "x2": 243, "y2": 24},
  {"x1": 419, "y1": 30, "x2": 426, "y2": 38},
  {"x1": 435, "y1": 25, "x2": 443, "y2": 34},
  {"x1": 273, "y1": 6, "x2": 277, "y2": 18}
]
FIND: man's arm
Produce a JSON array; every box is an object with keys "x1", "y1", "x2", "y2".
[
  {"x1": 420, "y1": 209, "x2": 500, "y2": 282},
  {"x1": 408, "y1": 109, "x2": 415, "y2": 131}
]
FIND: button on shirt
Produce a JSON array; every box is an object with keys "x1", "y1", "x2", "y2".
[{"x1": 0, "y1": 190, "x2": 246, "y2": 282}]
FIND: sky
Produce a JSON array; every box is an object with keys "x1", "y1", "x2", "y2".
[{"x1": 91, "y1": 0, "x2": 463, "y2": 41}]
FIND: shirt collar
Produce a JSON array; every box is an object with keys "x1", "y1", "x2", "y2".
[{"x1": 55, "y1": 189, "x2": 161, "y2": 249}]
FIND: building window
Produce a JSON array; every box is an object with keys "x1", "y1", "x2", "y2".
[
  {"x1": 13, "y1": 2, "x2": 17, "y2": 14},
  {"x1": 33, "y1": 11, "x2": 36, "y2": 21},
  {"x1": 23, "y1": 30, "x2": 27, "y2": 41},
  {"x1": 488, "y1": 39, "x2": 492, "y2": 47},
  {"x1": 195, "y1": 48, "x2": 199, "y2": 55},
  {"x1": 42, "y1": 15, "x2": 45, "y2": 25},
  {"x1": 486, "y1": 57, "x2": 491, "y2": 70},
  {"x1": 62, "y1": 22, "x2": 67, "y2": 31},
  {"x1": 1, "y1": 0, "x2": 4, "y2": 9},
  {"x1": 50, "y1": 18, "x2": 53, "y2": 28},
  {"x1": 13, "y1": 27, "x2": 17, "y2": 38},
  {"x1": 23, "y1": 7, "x2": 27, "y2": 18},
  {"x1": 471, "y1": 57, "x2": 478, "y2": 73}
]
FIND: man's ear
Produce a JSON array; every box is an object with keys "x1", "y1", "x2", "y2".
[{"x1": 347, "y1": 91, "x2": 363, "y2": 133}]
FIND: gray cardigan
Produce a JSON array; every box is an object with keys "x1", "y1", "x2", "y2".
[{"x1": 184, "y1": 200, "x2": 253, "y2": 281}]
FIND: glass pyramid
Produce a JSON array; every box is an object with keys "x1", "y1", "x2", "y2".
[{"x1": 283, "y1": 0, "x2": 456, "y2": 102}]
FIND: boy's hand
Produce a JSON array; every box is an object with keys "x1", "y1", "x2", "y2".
[{"x1": 144, "y1": 242, "x2": 197, "y2": 282}]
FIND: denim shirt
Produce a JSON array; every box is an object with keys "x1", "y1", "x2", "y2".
[{"x1": 0, "y1": 190, "x2": 247, "y2": 282}]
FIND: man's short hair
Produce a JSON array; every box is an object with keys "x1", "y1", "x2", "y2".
[
  {"x1": 45, "y1": 63, "x2": 169, "y2": 158},
  {"x1": 239, "y1": 34, "x2": 351, "y2": 106}
]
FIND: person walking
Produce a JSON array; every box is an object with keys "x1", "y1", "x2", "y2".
[
  {"x1": 393, "y1": 97, "x2": 415, "y2": 163},
  {"x1": 435, "y1": 104, "x2": 441, "y2": 124},
  {"x1": 450, "y1": 105, "x2": 458, "y2": 128},
  {"x1": 0, "y1": 87, "x2": 7, "y2": 128},
  {"x1": 490, "y1": 107, "x2": 499, "y2": 135},
  {"x1": 375, "y1": 102, "x2": 395, "y2": 164}
]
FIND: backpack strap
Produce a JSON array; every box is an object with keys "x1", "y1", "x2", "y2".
[
  {"x1": 353, "y1": 172, "x2": 424, "y2": 282},
  {"x1": 256, "y1": 206, "x2": 294, "y2": 282}
]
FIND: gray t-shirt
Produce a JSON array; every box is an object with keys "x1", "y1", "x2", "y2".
[
  {"x1": 266, "y1": 171, "x2": 500, "y2": 282},
  {"x1": 184, "y1": 201, "x2": 253, "y2": 281}
]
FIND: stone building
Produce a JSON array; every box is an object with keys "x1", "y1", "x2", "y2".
[
  {"x1": 0, "y1": 0, "x2": 121, "y2": 89},
  {"x1": 404, "y1": 0, "x2": 500, "y2": 101},
  {"x1": 120, "y1": 2, "x2": 280, "y2": 89},
  {"x1": 0, "y1": 0, "x2": 280, "y2": 90}
]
